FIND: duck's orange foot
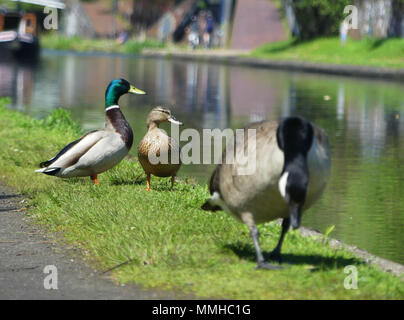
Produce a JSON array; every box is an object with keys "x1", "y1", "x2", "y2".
[
  {"x1": 170, "y1": 176, "x2": 175, "y2": 191},
  {"x1": 91, "y1": 174, "x2": 100, "y2": 185},
  {"x1": 146, "y1": 174, "x2": 152, "y2": 191}
]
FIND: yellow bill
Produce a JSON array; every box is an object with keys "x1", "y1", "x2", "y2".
[{"x1": 129, "y1": 85, "x2": 146, "y2": 95}]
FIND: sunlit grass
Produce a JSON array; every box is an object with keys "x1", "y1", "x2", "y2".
[
  {"x1": 251, "y1": 37, "x2": 404, "y2": 69},
  {"x1": 0, "y1": 99, "x2": 403, "y2": 299},
  {"x1": 40, "y1": 34, "x2": 165, "y2": 55}
]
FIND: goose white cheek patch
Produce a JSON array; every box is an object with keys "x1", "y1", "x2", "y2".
[{"x1": 278, "y1": 172, "x2": 289, "y2": 199}]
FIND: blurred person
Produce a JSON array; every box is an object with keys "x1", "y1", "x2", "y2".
[
  {"x1": 188, "y1": 16, "x2": 199, "y2": 50},
  {"x1": 340, "y1": 21, "x2": 348, "y2": 45},
  {"x1": 117, "y1": 30, "x2": 129, "y2": 44},
  {"x1": 203, "y1": 11, "x2": 214, "y2": 48}
]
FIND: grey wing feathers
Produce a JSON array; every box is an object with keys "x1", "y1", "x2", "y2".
[{"x1": 39, "y1": 130, "x2": 99, "y2": 168}]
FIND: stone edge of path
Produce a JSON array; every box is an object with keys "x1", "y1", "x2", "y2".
[{"x1": 141, "y1": 49, "x2": 404, "y2": 82}]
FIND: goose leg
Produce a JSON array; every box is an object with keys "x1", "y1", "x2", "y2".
[
  {"x1": 241, "y1": 213, "x2": 282, "y2": 270},
  {"x1": 269, "y1": 218, "x2": 290, "y2": 263},
  {"x1": 170, "y1": 175, "x2": 175, "y2": 190},
  {"x1": 146, "y1": 173, "x2": 152, "y2": 191},
  {"x1": 90, "y1": 174, "x2": 99, "y2": 185}
]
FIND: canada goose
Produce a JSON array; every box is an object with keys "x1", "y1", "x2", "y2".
[
  {"x1": 36, "y1": 78, "x2": 146, "y2": 184},
  {"x1": 202, "y1": 116, "x2": 331, "y2": 269},
  {"x1": 137, "y1": 106, "x2": 183, "y2": 191}
]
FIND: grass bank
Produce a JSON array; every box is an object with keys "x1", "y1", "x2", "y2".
[
  {"x1": 41, "y1": 34, "x2": 404, "y2": 70},
  {"x1": 251, "y1": 37, "x2": 404, "y2": 69},
  {"x1": 0, "y1": 99, "x2": 403, "y2": 299},
  {"x1": 40, "y1": 34, "x2": 165, "y2": 55}
]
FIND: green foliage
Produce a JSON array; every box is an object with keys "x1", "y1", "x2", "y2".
[
  {"x1": 323, "y1": 225, "x2": 335, "y2": 244},
  {"x1": 123, "y1": 39, "x2": 165, "y2": 54},
  {"x1": 292, "y1": 0, "x2": 351, "y2": 40},
  {"x1": 40, "y1": 34, "x2": 165, "y2": 54},
  {"x1": 0, "y1": 97, "x2": 11, "y2": 107},
  {"x1": 39, "y1": 108, "x2": 81, "y2": 134},
  {"x1": 324, "y1": 225, "x2": 335, "y2": 238}
]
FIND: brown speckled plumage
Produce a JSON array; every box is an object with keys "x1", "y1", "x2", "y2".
[{"x1": 137, "y1": 107, "x2": 182, "y2": 189}]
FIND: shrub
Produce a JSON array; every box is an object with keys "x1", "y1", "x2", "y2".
[
  {"x1": 39, "y1": 108, "x2": 81, "y2": 134},
  {"x1": 292, "y1": 0, "x2": 351, "y2": 40}
]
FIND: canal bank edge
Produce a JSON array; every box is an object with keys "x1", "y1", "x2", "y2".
[
  {"x1": 296, "y1": 224, "x2": 404, "y2": 279},
  {"x1": 141, "y1": 49, "x2": 404, "y2": 82}
]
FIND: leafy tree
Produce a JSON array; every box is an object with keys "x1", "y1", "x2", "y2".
[
  {"x1": 291, "y1": 0, "x2": 351, "y2": 40},
  {"x1": 390, "y1": 0, "x2": 404, "y2": 37},
  {"x1": 130, "y1": 0, "x2": 176, "y2": 33}
]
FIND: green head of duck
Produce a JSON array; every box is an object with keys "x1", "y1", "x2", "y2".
[{"x1": 105, "y1": 78, "x2": 146, "y2": 108}]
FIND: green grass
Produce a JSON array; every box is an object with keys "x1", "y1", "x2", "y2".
[
  {"x1": 41, "y1": 33, "x2": 404, "y2": 70},
  {"x1": 0, "y1": 98, "x2": 403, "y2": 299},
  {"x1": 40, "y1": 34, "x2": 165, "y2": 55},
  {"x1": 251, "y1": 37, "x2": 404, "y2": 69}
]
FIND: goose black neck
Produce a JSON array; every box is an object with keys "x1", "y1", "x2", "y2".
[
  {"x1": 283, "y1": 155, "x2": 309, "y2": 204},
  {"x1": 277, "y1": 116, "x2": 314, "y2": 204}
]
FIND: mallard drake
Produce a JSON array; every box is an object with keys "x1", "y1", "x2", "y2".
[
  {"x1": 137, "y1": 107, "x2": 183, "y2": 191},
  {"x1": 35, "y1": 78, "x2": 145, "y2": 185},
  {"x1": 202, "y1": 116, "x2": 331, "y2": 269}
]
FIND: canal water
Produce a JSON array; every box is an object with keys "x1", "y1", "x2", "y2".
[{"x1": 1, "y1": 50, "x2": 403, "y2": 264}]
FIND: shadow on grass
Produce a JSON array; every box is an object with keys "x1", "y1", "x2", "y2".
[
  {"x1": 224, "y1": 241, "x2": 364, "y2": 271},
  {"x1": 369, "y1": 38, "x2": 387, "y2": 50},
  {"x1": 260, "y1": 38, "x2": 304, "y2": 54},
  {"x1": 110, "y1": 179, "x2": 178, "y2": 192},
  {"x1": 110, "y1": 177, "x2": 145, "y2": 186}
]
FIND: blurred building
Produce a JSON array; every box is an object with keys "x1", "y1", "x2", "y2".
[
  {"x1": 230, "y1": 0, "x2": 287, "y2": 49},
  {"x1": 61, "y1": 0, "x2": 289, "y2": 49},
  {"x1": 63, "y1": 0, "x2": 124, "y2": 37},
  {"x1": 353, "y1": 0, "x2": 404, "y2": 38}
]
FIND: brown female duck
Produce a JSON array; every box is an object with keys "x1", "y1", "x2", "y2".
[{"x1": 138, "y1": 107, "x2": 183, "y2": 190}]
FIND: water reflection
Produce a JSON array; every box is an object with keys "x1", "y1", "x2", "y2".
[
  {"x1": 0, "y1": 51, "x2": 403, "y2": 264},
  {"x1": 0, "y1": 57, "x2": 36, "y2": 111}
]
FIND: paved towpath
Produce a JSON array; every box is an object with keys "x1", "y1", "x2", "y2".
[{"x1": 0, "y1": 182, "x2": 188, "y2": 299}]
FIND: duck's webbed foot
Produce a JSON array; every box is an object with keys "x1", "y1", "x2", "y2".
[
  {"x1": 146, "y1": 173, "x2": 152, "y2": 191},
  {"x1": 91, "y1": 174, "x2": 100, "y2": 185},
  {"x1": 170, "y1": 175, "x2": 175, "y2": 191}
]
